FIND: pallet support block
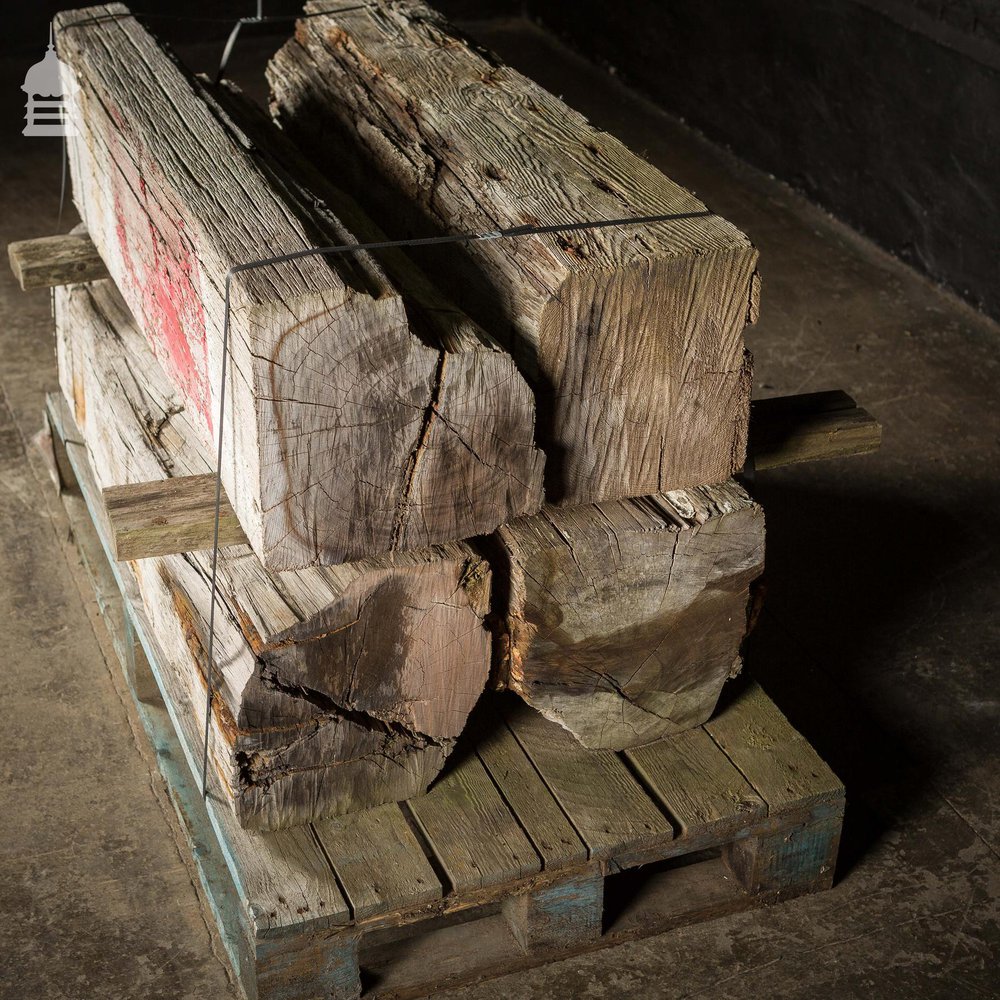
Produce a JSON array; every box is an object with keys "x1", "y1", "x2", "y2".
[
  {"x1": 725, "y1": 802, "x2": 843, "y2": 895},
  {"x1": 502, "y1": 870, "x2": 604, "y2": 953},
  {"x1": 256, "y1": 930, "x2": 362, "y2": 1000}
]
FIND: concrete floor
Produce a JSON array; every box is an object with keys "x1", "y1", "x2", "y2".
[{"x1": 1, "y1": 17, "x2": 998, "y2": 1000}]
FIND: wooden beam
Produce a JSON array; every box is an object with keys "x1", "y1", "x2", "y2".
[
  {"x1": 91, "y1": 389, "x2": 877, "y2": 562},
  {"x1": 7, "y1": 232, "x2": 109, "y2": 290},
  {"x1": 57, "y1": 276, "x2": 493, "y2": 830},
  {"x1": 102, "y1": 475, "x2": 247, "y2": 561},
  {"x1": 54, "y1": 5, "x2": 543, "y2": 571},
  {"x1": 16, "y1": 216, "x2": 881, "y2": 488},
  {"x1": 493, "y1": 482, "x2": 765, "y2": 750},
  {"x1": 269, "y1": 0, "x2": 758, "y2": 508},
  {"x1": 749, "y1": 390, "x2": 881, "y2": 471}
]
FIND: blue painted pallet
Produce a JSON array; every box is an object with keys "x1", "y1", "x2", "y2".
[{"x1": 48, "y1": 392, "x2": 845, "y2": 1000}]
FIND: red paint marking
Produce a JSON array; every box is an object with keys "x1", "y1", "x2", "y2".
[{"x1": 109, "y1": 131, "x2": 212, "y2": 432}]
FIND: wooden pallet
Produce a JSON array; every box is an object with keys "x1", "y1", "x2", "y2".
[{"x1": 47, "y1": 391, "x2": 845, "y2": 1000}]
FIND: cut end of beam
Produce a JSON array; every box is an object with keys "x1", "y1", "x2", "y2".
[
  {"x1": 7, "y1": 232, "x2": 109, "y2": 291},
  {"x1": 749, "y1": 390, "x2": 882, "y2": 471},
  {"x1": 103, "y1": 474, "x2": 247, "y2": 561}
]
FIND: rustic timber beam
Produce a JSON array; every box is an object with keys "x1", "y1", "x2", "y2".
[
  {"x1": 7, "y1": 232, "x2": 109, "y2": 290},
  {"x1": 102, "y1": 475, "x2": 247, "y2": 561},
  {"x1": 270, "y1": 0, "x2": 759, "y2": 508},
  {"x1": 0, "y1": 229, "x2": 882, "y2": 478},
  {"x1": 493, "y1": 481, "x2": 766, "y2": 749},
  {"x1": 53, "y1": 6, "x2": 543, "y2": 571},
  {"x1": 748, "y1": 390, "x2": 881, "y2": 471},
  {"x1": 58, "y1": 275, "x2": 494, "y2": 828},
  {"x1": 96, "y1": 389, "x2": 878, "y2": 562}
]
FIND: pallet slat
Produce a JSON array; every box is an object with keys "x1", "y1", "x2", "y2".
[
  {"x1": 475, "y1": 705, "x2": 588, "y2": 870},
  {"x1": 626, "y1": 727, "x2": 766, "y2": 838},
  {"x1": 230, "y1": 825, "x2": 352, "y2": 934},
  {"x1": 504, "y1": 701, "x2": 672, "y2": 860},
  {"x1": 314, "y1": 805, "x2": 443, "y2": 922},
  {"x1": 408, "y1": 755, "x2": 541, "y2": 893},
  {"x1": 705, "y1": 682, "x2": 843, "y2": 813}
]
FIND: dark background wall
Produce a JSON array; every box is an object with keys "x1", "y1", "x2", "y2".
[
  {"x1": 527, "y1": 0, "x2": 1000, "y2": 319},
  {"x1": 7, "y1": 3, "x2": 298, "y2": 56},
  {"x1": 907, "y1": 0, "x2": 1000, "y2": 45},
  {"x1": 8, "y1": 0, "x2": 997, "y2": 319}
]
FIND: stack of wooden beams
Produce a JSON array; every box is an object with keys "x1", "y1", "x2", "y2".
[{"x1": 46, "y1": 1, "x2": 773, "y2": 830}]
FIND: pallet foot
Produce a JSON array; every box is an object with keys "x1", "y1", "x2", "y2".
[
  {"x1": 724, "y1": 802, "x2": 843, "y2": 895},
  {"x1": 257, "y1": 929, "x2": 362, "y2": 1000},
  {"x1": 502, "y1": 870, "x2": 604, "y2": 953}
]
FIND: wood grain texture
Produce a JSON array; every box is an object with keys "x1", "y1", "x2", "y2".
[
  {"x1": 47, "y1": 393, "x2": 352, "y2": 936},
  {"x1": 724, "y1": 806, "x2": 843, "y2": 894},
  {"x1": 55, "y1": 278, "x2": 492, "y2": 830},
  {"x1": 626, "y1": 727, "x2": 765, "y2": 838},
  {"x1": 54, "y1": 4, "x2": 542, "y2": 571},
  {"x1": 255, "y1": 929, "x2": 361, "y2": 1000},
  {"x1": 705, "y1": 681, "x2": 844, "y2": 813},
  {"x1": 313, "y1": 804, "x2": 442, "y2": 921},
  {"x1": 7, "y1": 231, "x2": 108, "y2": 289},
  {"x1": 408, "y1": 754, "x2": 541, "y2": 892},
  {"x1": 502, "y1": 871, "x2": 603, "y2": 952},
  {"x1": 50, "y1": 392, "x2": 845, "y2": 998},
  {"x1": 492, "y1": 484, "x2": 765, "y2": 749},
  {"x1": 268, "y1": 0, "x2": 758, "y2": 507},
  {"x1": 475, "y1": 703, "x2": 588, "y2": 869},
  {"x1": 102, "y1": 474, "x2": 247, "y2": 559},
  {"x1": 504, "y1": 701, "x2": 672, "y2": 859},
  {"x1": 750, "y1": 389, "x2": 882, "y2": 470}
]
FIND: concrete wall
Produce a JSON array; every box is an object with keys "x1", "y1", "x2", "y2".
[{"x1": 527, "y1": 0, "x2": 1000, "y2": 319}]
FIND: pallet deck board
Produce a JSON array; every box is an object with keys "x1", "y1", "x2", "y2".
[
  {"x1": 626, "y1": 727, "x2": 767, "y2": 838},
  {"x1": 705, "y1": 683, "x2": 843, "y2": 814},
  {"x1": 475, "y1": 704, "x2": 589, "y2": 870},
  {"x1": 46, "y1": 389, "x2": 845, "y2": 1000},
  {"x1": 503, "y1": 699, "x2": 674, "y2": 860},
  {"x1": 408, "y1": 754, "x2": 542, "y2": 893},
  {"x1": 314, "y1": 804, "x2": 443, "y2": 922}
]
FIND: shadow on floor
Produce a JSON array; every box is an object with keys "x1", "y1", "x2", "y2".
[{"x1": 741, "y1": 472, "x2": 1000, "y2": 880}]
